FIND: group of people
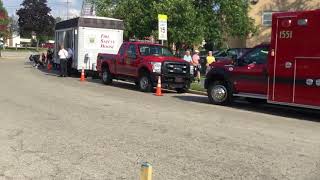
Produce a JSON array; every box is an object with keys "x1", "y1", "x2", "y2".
[
  {"x1": 57, "y1": 44, "x2": 73, "y2": 77},
  {"x1": 34, "y1": 45, "x2": 73, "y2": 78},
  {"x1": 183, "y1": 50, "x2": 216, "y2": 83}
]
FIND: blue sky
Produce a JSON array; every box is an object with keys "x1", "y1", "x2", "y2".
[{"x1": 3, "y1": 0, "x2": 82, "y2": 18}]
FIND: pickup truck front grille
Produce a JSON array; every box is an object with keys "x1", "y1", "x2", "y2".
[{"x1": 163, "y1": 61, "x2": 189, "y2": 75}]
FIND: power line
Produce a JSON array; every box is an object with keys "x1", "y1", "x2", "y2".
[{"x1": 66, "y1": 0, "x2": 71, "y2": 20}]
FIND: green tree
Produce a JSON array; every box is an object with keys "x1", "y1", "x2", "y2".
[
  {"x1": 95, "y1": 0, "x2": 257, "y2": 49},
  {"x1": 94, "y1": 0, "x2": 118, "y2": 17},
  {"x1": 154, "y1": 0, "x2": 204, "y2": 49},
  {"x1": 196, "y1": 0, "x2": 257, "y2": 48},
  {"x1": 55, "y1": 17, "x2": 62, "y2": 24},
  {"x1": 17, "y1": 0, "x2": 55, "y2": 42},
  {"x1": 111, "y1": 0, "x2": 157, "y2": 39},
  {"x1": 0, "y1": 0, "x2": 9, "y2": 56}
]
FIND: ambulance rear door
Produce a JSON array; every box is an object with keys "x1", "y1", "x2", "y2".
[
  {"x1": 292, "y1": 11, "x2": 320, "y2": 107},
  {"x1": 269, "y1": 10, "x2": 320, "y2": 108},
  {"x1": 269, "y1": 15, "x2": 297, "y2": 104}
]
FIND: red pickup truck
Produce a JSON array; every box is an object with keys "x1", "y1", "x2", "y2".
[
  {"x1": 205, "y1": 10, "x2": 320, "y2": 110},
  {"x1": 97, "y1": 42, "x2": 193, "y2": 93},
  {"x1": 205, "y1": 44, "x2": 269, "y2": 104}
]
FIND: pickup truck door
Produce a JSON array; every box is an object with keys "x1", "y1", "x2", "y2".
[
  {"x1": 231, "y1": 46, "x2": 269, "y2": 95},
  {"x1": 124, "y1": 44, "x2": 140, "y2": 77},
  {"x1": 116, "y1": 43, "x2": 127, "y2": 75}
]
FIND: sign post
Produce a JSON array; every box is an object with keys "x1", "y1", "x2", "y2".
[{"x1": 158, "y1": 14, "x2": 168, "y2": 45}]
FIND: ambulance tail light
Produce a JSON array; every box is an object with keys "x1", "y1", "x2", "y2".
[
  {"x1": 298, "y1": 19, "x2": 308, "y2": 26},
  {"x1": 271, "y1": 49, "x2": 275, "y2": 57}
]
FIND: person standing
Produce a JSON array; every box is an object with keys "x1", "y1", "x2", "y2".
[
  {"x1": 58, "y1": 44, "x2": 68, "y2": 77},
  {"x1": 206, "y1": 51, "x2": 216, "y2": 74},
  {"x1": 183, "y1": 50, "x2": 192, "y2": 63},
  {"x1": 192, "y1": 50, "x2": 201, "y2": 83},
  {"x1": 67, "y1": 48, "x2": 73, "y2": 77},
  {"x1": 46, "y1": 48, "x2": 53, "y2": 65},
  {"x1": 41, "y1": 53, "x2": 46, "y2": 65}
]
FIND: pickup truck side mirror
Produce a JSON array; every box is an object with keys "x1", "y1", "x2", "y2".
[
  {"x1": 231, "y1": 54, "x2": 237, "y2": 60},
  {"x1": 234, "y1": 58, "x2": 241, "y2": 66}
]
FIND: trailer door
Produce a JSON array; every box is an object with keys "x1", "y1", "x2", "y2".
[{"x1": 270, "y1": 17, "x2": 297, "y2": 103}]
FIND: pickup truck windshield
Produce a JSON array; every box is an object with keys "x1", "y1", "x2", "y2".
[{"x1": 139, "y1": 45, "x2": 173, "y2": 57}]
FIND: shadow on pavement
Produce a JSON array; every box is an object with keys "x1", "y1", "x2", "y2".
[
  {"x1": 31, "y1": 61, "x2": 319, "y2": 123},
  {"x1": 41, "y1": 69, "x2": 60, "y2": 77},
  {"x1": 173, "y1": 95, "x2": 210, "y2": 104},
  {"x1": 86, "y1": 78, "x2": 177, "y2": 94},
  {"x1": 24, "y1": 61, "x2": 60, "y2": 77},
  {"x1": 173, "y1": 95, "x2": 320, "y2": 122},
  {"x1": 87, "y1": 78, "x2": 139, "y2": 91},
  {"x1": 30, "y1": 60, "x2": 177, "y2": 94}
]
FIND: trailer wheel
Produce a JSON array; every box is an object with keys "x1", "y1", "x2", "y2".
[
  {"x1": 139, "y1": 73, "x2": 153, "y2": 92},
  {"x1": 207, "y1": 81, "x2": 232, "y2": 105},
  {"x1": 102, "y1": 68, "x2": 113, "y2": 85}
]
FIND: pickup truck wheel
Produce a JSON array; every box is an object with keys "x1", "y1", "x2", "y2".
[
  {"x1": 102, "y1": 68, "x2": 112, "y2": 85},
  {"x1": 208, "y1": 81, "x2": 232, "y2": 105},
  {"x1": 176, "y1": 88, "x2": 188, "y2": 94},
  {"x1": 139, "y1": 75, "x2": 152, "y2": 92}
]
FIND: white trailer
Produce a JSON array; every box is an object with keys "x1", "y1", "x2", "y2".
[{"x1": 54, "y1": 16, "x2": 124, "y2": 75}]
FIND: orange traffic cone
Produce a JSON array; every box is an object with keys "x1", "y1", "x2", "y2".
[
  {"x1": 80, "y1": 66, "x2": 86, "y2": 82},
  {"x1": 155, "y1": 76, "x2": 163, "y2": 96}
]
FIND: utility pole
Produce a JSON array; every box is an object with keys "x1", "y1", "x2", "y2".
[{"x1": 66, "y1": 0, "x2": 71, "y2": 19}]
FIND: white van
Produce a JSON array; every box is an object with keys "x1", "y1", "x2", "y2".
[{"x1": 54, "y1": 16, "x2": 124, "y2": 76}]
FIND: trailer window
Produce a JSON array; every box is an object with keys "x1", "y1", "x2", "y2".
[
  {"x1": 119, "y1": 44, "x2": 125, "y2": 56},
  {"x1": 64, "y1": 30, "x2": 73, "y2": 49}
]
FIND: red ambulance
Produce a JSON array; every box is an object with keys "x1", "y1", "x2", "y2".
[{"x1": 205, "y1": 10, "x2": 320, "y2": 110}]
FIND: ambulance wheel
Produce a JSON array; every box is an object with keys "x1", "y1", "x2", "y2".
[
  {"x1": 139, "y1": 74, "x2": 152, "y2": 92},
  {"x1": 102, "y1": 68, "x2": 113, "y2": 85},
  {"x1": 208, "y1": 81, "x2": 232, "y2": 105}
]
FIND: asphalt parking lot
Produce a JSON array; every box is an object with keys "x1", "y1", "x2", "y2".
[{"x1": 0, "y1": 53, "x2": 319, "y2": 179}]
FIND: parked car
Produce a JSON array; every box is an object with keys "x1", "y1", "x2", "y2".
[
  {"x1": 97, "y1": 41, "x2": 194, "y2": 93},
  {"x1": 41, "y1": 43, "x2": 54, "y2": 49}
]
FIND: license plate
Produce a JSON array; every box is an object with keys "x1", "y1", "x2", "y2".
[{"x1": 175, "y1": 77, "x2": 184, "y2": 82}]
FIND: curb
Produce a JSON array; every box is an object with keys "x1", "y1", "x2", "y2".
[{"x1": 188, "y1": 89, "x2": 207, "y2": 96}]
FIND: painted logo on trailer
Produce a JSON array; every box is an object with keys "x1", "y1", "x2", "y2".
[
  {"x1": 101, "y1": 34, "x2": 115, "y2": 49},
  {"x1": 89, "y1": 36, "x2": 95, "y2": 43}
]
